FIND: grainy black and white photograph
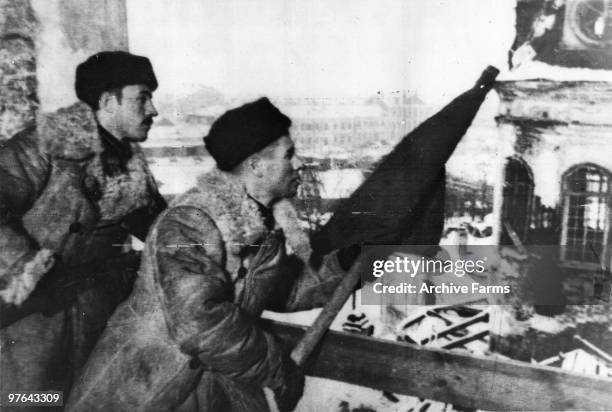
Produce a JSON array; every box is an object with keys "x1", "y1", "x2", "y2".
[{"x1": 0, "y1": 0, "x2": 611, "y2": 411}]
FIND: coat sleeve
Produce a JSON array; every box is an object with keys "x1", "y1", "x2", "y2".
[
  {"x1": 0, "y1": 129, "x2": 56, "y2": 306},
  {"x1": 154, "y1": 205, "x2": 287, "y2": 390}
]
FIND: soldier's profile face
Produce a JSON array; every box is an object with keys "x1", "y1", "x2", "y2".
[
  {"x1": 113, "y1": 84, "x2": 158, "y2": 142},
  {"x1": 260, "y1": 135, "x2": 303, "y2": 201}
]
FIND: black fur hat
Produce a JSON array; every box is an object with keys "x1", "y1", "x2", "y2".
[
  {"x1": 75, "y1": 51, "x2": 158, "y2": 109},
  {"x1": 205, "y1": 97, "x2": 291, "y2": 171}
]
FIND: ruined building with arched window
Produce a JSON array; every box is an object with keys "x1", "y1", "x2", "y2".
[{"x1": 495, "y1": 80, "x2": 612, "y2": 302}]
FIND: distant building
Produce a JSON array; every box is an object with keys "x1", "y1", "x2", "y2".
[
  {"x1": 284, "y1": 102, "x2": 386, "y2": 152},
  {"x1": 370, "y1": 92, "x2": 433, "y2": 140},
  {"x1": 184, "y1": 105, "x2": 227, "y2": 125},
  {"x1": 282, "y1": 92, "x2": 432, "y2": 153},
  {"x1": 317, "y1": 168, "x2": 365, "y2": 200}
]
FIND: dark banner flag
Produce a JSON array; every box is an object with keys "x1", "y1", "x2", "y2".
[{"x1": 311, "y1": 66, "x2": 500, "y2": 260}]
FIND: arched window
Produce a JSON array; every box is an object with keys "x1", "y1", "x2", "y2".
[
  {"x1": 502, "y1": 157, "x2": 534, "y2": 244},
  {"x1": 561, "y1": 164, "x2": 611, "y2": 266}
]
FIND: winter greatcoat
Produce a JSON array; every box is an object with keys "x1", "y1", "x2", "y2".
[
  {"x1": 0, "y1": 103, "x2": 165, "y2": 405},
  {"x1": 66, "y1": 169, "x2": 346, "y2": 412}
]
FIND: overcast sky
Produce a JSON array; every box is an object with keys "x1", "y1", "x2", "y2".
[{"x1": 127, "y1": 0, "x2": 516, "y2": 104}]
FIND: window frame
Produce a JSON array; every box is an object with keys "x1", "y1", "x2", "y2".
[
  {"x1": 560, "y1": 163, "x2": 612, "y2": 270},
  {"x1": 502, "y1": 156, "x2": 534, "y2": 244}
]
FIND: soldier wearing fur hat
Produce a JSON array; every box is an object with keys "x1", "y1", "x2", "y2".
[
  {"x1": 66, "y1": 98, "x2": 354, "y2": 412},
  {"x1": 0, "y1": 51, "x2": 166, "y2": 403}
]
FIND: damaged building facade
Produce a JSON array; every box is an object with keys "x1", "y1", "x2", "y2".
[
  {"x1": 493, "y1": 0, "x2": 612, "y2": 303},
  {"x1": 495, "y1": 81, "x2": 612, "y2": 302}
]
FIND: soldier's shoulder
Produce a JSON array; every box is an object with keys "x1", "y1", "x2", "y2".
[
  {"x1": 0, "y1": 125, "x2": 39, "y2": 152},
  {"x1": 154, "y1": 202, "x2": 220, "y2": 246},
  {"x1": 0, "y1": 125, "x2": 49, "y2": 170},
  {"x1": 162, "y1": 191, "x2": 216, "y2": 226},
  {"x1": 168, "y1": 186, "x2": 209, "y2": 209}
]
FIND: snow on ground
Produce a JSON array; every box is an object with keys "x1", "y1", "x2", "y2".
[
  {"x1": 142, "y1": 122, "x2": 209, "y2": 147},
  {"x1": 502, "y1": 61, "x2": 612, "y2": 82},
  {"x1": 298, "y1": 142, "x2": 394, "y2": 161},
  {"x1": 264, "y1": 289, "x2": 487, "y2": 412},
  {"x1": 526, "y1": 314, "x2": 565, "y2": 335},
  {"x1": 318, "y1": 169, "x2": 366, "y2": 199},
  {"x1": 446, "y1": 123, "x2": 499, "y2": 186},
  {"x1": 293, "y1": 378, "x2": 445, "y2": 412},
  {"x1": 264, "y1": 292, "x2": 413, "y2": 412},
  {"x1": 148, "y1": 156, "x2": 215, "y2": 195}
]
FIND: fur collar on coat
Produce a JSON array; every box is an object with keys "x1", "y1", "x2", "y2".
[
  {"x1": 173, "y1": 169, "x2": 312, "y2": 264},
  {"x1": 33, "y1": 102, "x2": 154, "y2": 223},
  {"x1": 36, "y1": 102, "x2": 103, "y2": 160}
]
